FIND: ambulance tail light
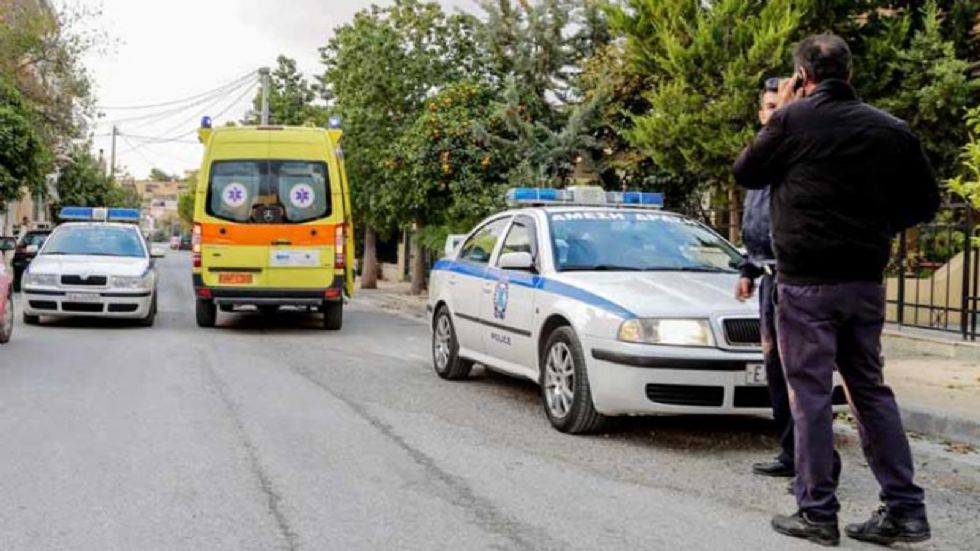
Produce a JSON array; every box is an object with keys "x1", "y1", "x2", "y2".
[
  {"x1": 334, "y1": 224, "x2": 346, "y2": 269},
  {"x1": 192, "y1": 224, "x2": 202, "y2": 268}
]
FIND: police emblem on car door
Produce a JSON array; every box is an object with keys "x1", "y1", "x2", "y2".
[{"x1": 493, "y1": 279, "x2": 509, "y2": 319}]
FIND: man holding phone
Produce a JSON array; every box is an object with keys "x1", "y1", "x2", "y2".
[
  {"x1": 736, "y1": 77, "x2": 796, "y2": 481},
  {"x1": 734, "y1": 34, "x2": 939, "y2": 547}
]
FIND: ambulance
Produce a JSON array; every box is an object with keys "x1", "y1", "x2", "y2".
[{"x1": 191, "y1": 117, "x2": 355, "y2": 330}]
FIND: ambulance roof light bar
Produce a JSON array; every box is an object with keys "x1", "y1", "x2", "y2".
[
  {"x1": 506, "y1": 186, "x2": 663, "y2": 209},
  {"x1": 59, "y1": 207, "x2": 142, "y2": 223}
]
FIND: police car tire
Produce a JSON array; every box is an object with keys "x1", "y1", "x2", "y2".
[
  {"x1": 322, "y1": 300, "x2": 343, "y2": 330},
  {"x1": 139, "y1": 295, "x2": 157, "y2": 327},
  {"x1": 432, "y1": 307, "x2": 473, "y2": 380},
  {"x1": 196, "y1": 299, "x2": 217, "y2": 328},
  {"x1": 23, "y1": 312, "x2": 40, "y2": 325},
  {"x1": 542, "y1": 327, "x2": 605, "y2": 434}
]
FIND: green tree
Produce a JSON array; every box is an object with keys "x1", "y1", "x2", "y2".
[
  {"x1": 251, "y1": 55, "x2": 321, "y2": 126},
  {"x1": 54, "y1": 145, "x2": 136, "y2": 211},
  {"x1": 948, "y1": 107, "x2": 980, "y2": 245},
  {"x1": 148, "y1": 167, "x2": 177, "y2": 182},
  {"x1": 177, "y1": 170, "x2": 198, "y2": 228},
  {"x1": 0, "y1": 79, "x2": 49, "y2": 204},
  {"x1": 609, "y1": 0, "x2": 807, "y2": 214}
]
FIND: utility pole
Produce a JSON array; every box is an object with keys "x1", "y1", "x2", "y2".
[
  {"x1": 259, "y1": 67, "x2": 271, "y2": 125},
  {"x1": 109, "y1": 125, "x2": 118, "y2": 179}
]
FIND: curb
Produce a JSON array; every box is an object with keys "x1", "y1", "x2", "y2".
[
  {"x1": 899, "y1": 406, "x2": 980, "y2": 448},
  {"x1": 883, "y1": 329, "x2": 980, "y2": 362}
]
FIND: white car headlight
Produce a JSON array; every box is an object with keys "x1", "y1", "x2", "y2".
[
  {"x1": 24, "y1": 272, "x2": 58, "y2": 287},
  {"x1": 618, "y1": 318, "x2": 715, "y2": 347},
  {"x1": 110, "y1": 273, "x2": 153, "y2": 290}
]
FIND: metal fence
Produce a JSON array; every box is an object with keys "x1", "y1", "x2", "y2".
[{"x1": 686, "y1": 198, "x2": 980, "y2": 341}]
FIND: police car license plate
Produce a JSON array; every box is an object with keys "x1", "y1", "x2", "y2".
[
  {"x1": 219, "y1": 273, "x2": 253, "y2": 285},
  {"x1": 745, "y1": 363, "x2": 767, "y2": 386},
  {"x1": 66, "y1": 292, "x2": 100, "y2": 303}
]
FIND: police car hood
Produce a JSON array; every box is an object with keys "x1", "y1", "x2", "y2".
[
  {"x1": 553, "y1": 271, "x2": 757, "y2": 318},
  {"x1": 30, "y1": 255, "x2": 149, "y2": 277}
]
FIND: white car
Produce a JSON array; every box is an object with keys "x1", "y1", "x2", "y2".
[
  {"x1": 21, "y1": 216, "x2": 160, "y2": 327},
  {"x1": 428, "y1": 187, "x2": 847, "y2": 433}
]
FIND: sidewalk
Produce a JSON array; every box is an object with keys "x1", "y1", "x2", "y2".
[{"x1": 353, "y1": 280, "x2": 980, "y2": 447}]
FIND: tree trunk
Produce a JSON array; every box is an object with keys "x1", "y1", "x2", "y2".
[
  {"x1": 360, "y1": 224, "x2": 378, "y2": 290},
  {"x1": 409, "y1": 224, "x2": 426, "y2": 295}
]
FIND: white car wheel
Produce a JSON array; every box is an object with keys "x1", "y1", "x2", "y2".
[{"x1": 541, "y1": 326, "x2": 605, "y2": 434}]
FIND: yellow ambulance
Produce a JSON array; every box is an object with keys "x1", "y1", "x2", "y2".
[{"x1": 191, "y1": 119, "x2": 354, "y2": 330}]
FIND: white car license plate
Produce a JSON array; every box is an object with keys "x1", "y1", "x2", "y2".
[
  {"x1": 269, "y1": 250, "x2": 320, "y2": 267},
  {"x1": 745, "y1": 363, "x2": 768, "y2": 386},
  {"x1": 66, "y1": 292, "x2": 100, "y2": 303}
]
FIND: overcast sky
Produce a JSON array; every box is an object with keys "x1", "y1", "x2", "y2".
[{"x1": 82, "y1": 0, "x2": 477, "y2": 179}]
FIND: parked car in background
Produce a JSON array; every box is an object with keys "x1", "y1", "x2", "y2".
[
  {"x1": 0, "y1": 236, "x2": 16, "y2": 343},
  {"x1": 12, "y1": 229, "x2": 52, "y2": 291},
  {"x1": 179, "y1": 234, "x2": 192, "y2": 251},
  {"x1": 170, "y1": 235, "x2": 181, "y2": 249}
]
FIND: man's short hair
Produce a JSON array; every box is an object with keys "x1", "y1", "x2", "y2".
[{"x1": 794, "y1": 34, "x2": 852, "y2": 82}]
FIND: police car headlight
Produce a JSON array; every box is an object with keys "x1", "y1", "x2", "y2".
[
  {"x1": 618, "y1": 318, "x2": 715, "y2": 347},
  {"x1": 110, "y1": 273, "x2": 152, "y2": 290},
  {"x1": 24, "y1": 272, "x2": 58, "y2": 287}
]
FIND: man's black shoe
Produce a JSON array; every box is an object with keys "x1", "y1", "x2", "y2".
[
  {"x1": 845, "y1": 506, "x2": 931, "y2": 546},
  {"x1": 772, "y1": 511, "x2": 840, "y2": 547},
  {"x1": 752, "y1": 460, "x2": 795, "y2": 477}
]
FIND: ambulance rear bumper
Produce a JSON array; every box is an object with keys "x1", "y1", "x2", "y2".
[{"x1": 192, "y1": 275, "x2": 344, "y2": 306}]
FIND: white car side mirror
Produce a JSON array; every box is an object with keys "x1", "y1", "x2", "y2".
[
  {"x1": 498, "y1": 251, "x2": 534, "y2": 271},
  {"x1": 444, "y1": 234, "x2": 465, "y2": 258}
]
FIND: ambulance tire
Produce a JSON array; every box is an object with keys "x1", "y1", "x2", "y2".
[
  {"x1": 541, "y1": 327, "x2": 605, "y2": 434},
  {"x1": 432, "y1": 307, "x2": 472, "y2": 380},
  {"x1": 196, "y1": 298, "x2": 217, "y2": 328},
  {"x1": 321, "y1": 300, "x2": 343, "y2": 330},
  {"x1": 138, "y1": 294, "x2": 157, "y2": 327}
]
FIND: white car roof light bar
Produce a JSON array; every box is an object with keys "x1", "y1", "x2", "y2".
[
  {"x1": 506, "y1": 186, "x2": 663, "y2": 209},
  {"x1": 59, "y1": 207, "x2": 142, "y2": 223}
]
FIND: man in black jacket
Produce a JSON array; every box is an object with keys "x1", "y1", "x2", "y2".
[{"x1": 733, "y1": 34, "x2": 939, "y2": 547}]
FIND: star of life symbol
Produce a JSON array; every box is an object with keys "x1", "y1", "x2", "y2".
[
  {"x1": 290, "y1": 184, "x2": 315, "y2": 209},
  {"x1": 222, "y1": 183, "x2": 248, "y2": 208}
]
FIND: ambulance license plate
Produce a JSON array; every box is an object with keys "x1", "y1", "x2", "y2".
[
  {"x1": 745, "y1": 363, "x2": 767, "y2": 386},
  {"x1": 219, "y1": 273, "x2": 253, "y2": 285},
  {"x1": 66, "y1": 292, "x2": 100, "y2": 303}
]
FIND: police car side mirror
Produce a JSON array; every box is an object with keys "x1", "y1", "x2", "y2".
[
  {"x1": 0, "y1": 237, "x2": 15, "y2": 252},
  {"x1": 444, "y1": 234, "x2": 465, "y2": 258},
  {"x1": 499, "y1": 251, "x2": 534, "y2": 272}
]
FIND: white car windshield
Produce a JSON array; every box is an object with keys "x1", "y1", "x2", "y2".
[
  {"x1": 42, "y1": 227, "x2": 146, "y2": 258},
  {"x1": 549, "y1": 211, "x2": 741, "y2": 272}
]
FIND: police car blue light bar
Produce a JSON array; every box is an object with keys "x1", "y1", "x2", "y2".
[
  {"x1": 58, "y1": 207, "x2": 142, "y2": 223},
  {"x1": 506, "y1": 186, "x2": 663, "y2": 209}
]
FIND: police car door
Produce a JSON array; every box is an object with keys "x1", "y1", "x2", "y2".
[
  {"x1": 480, "y1": 215, "x2": 539, "y2": 377},
  {"x1": 451, "y1": 216, "x2": 512, "y2": 356}
]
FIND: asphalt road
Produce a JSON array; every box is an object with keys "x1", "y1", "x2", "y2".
[{"x1": 1, "y1": 252, "x2": 978, "y2": 550}]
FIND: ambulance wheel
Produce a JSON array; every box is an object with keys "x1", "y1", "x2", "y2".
[
  {"x1": 196, "y1": 298, "x2": 216, "y2": 328},
  {"x1": 138, "y1": 294, "x2": 157, "y2": 327},
  {"x1": 23, "y1": 312, "x2": 40, "y2": 325},
  {"x1": 259, "y1": 305, "x2": 278, "y2": 316},
  {"x1": 321, "y1": 300, "x2": 342, "y2": 330},
  {"x1": 541, "y1": 327, "x2": 605, "y2": 434},
  {"x1": 0, "y1": 292, "x2": 13, "y2": 343},
  {"x1": 432, "y1": 307, "x2": 472, "y2": 380}
]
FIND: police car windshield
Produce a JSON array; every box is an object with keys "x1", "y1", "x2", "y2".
[
  {"x1": 42, "y1": 226, "x2": 146, "y2": 258},
  {"x1": 207, "y1": 160, "x2": 331, "y2": 224},
  {"x1": 549, "y1": 211, "x2": 740, "y2": 272}
]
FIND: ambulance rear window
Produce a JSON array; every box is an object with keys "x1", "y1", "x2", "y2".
[{"x1": 207, "y1": 160, "x2": 331, "y2": 224}]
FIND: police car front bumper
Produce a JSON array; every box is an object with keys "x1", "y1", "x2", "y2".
[
  {"x1": 22, "y1": 288, "x2": 154, "y2": 319},
  {"x1": 583, "y1": 337, "x2": 847, "y2": 416}
]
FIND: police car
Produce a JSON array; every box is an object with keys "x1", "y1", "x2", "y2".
[
  {"x1": 20, "y1": 207, "x2": 161, "y2": 327},
  {"x1": 428, "y1": 186, "x2": 847, "y2": 433}
]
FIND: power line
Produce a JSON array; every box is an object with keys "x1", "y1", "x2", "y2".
[
  {"x1": 96, "y1": 74, "x2": 258, "y2": 127},
  {"x1": 95, "y1": 70, "x2": 257, "y2": 110}
]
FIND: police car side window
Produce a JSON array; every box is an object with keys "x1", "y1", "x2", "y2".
[
  {"x1": 459, "y1": 217, "x2": 509, "y2": 265},
  {"x1": 498, "y1": 219, "x2": 536, "y2": 261}
]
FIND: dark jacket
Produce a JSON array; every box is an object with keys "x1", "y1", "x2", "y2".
[
  {"x1": 733, "y1": 80, "x2": 940, "y2": 284},
  {"x1": 738, "y1": 186, "x2": 775, "y2": 279}
]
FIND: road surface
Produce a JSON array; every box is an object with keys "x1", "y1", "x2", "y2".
[{"x1": 1, "y1": 252, "x2": 978, "y2": 550}]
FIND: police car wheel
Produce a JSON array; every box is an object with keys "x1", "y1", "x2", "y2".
[
  {"x1": 541, "y1": 327, "x2": 604, "y2": 434},
  {"x1": 432, "y1": 307, "x2": 472, "y2": 380},
  {"x1": 0, "y1": 292, "x2": 13, "y2": 344},
  {"x1": 196, "y1": 299, "x2": 216, "y2": 328},
  {"x1": 322, "y1": 300, "x2": 343, "y2": 330},
  {"x1": 138, "y1": 294, "x2": 157, "y2": 327}
]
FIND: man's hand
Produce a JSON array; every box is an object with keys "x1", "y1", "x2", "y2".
[
  {"x1": 735, "y1": 277, "x2": 755, "y2": 302},
  {"x1": 777, "y1": 77, "x2": 804, "y2": 108}
]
